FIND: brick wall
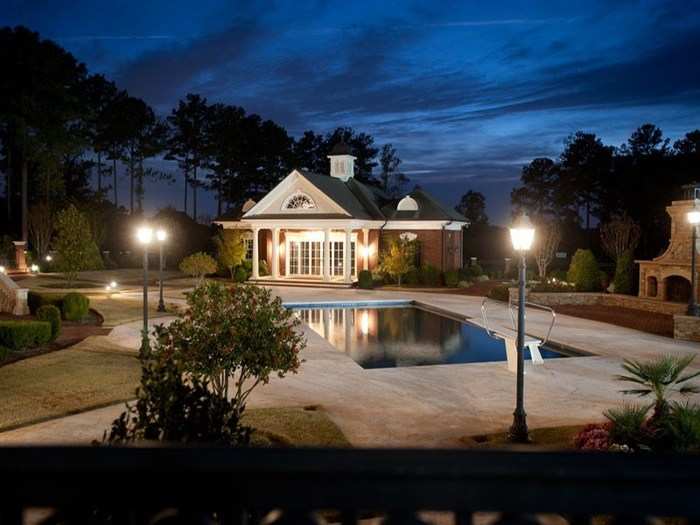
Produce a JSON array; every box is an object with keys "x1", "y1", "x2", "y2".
[{"x1": 380, "y1": 230, "x2": 451, "y2": 271}]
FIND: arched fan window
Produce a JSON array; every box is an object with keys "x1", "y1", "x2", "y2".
[{"x1": 283, "y1": 192, "x2": 316, "y2": 210}]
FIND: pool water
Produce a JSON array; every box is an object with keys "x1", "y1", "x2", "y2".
[{"x1": 292, "y1": 304, "x2": 566, "y2": 369}]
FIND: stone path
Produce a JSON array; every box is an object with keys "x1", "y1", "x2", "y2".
[{"x1": 1, "y1": 286, "x2": 698, "y2": 447}]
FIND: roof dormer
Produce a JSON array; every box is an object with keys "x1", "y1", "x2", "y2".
[{"x1": 328, "y1": 141, "x2": 355, "y2": 182}]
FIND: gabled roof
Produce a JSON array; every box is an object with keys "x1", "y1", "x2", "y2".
[{"x1": 215, "y1": 169, "x2": 468, "y2": 224}]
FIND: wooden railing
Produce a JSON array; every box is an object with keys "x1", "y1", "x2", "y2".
[{"x1": 0, "y1": 446, "x2": 698, "y2": 524}]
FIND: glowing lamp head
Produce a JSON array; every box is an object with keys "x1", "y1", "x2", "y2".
[
  {"x1": 137, "y1": 226, "x2": 153, "y2": 245},
  {"x1": 688, "y1": 210, "x2": 700, "y2": 225},
  {"x1": 510, "y1": 214, "x2": 535, "y2": 252},
  {"x1": 110, "y1": 281, "x2": 117, "y2": 288},
  {"x1": 156, "y1": 229, "x2": 167, "y2": 242},
  {"x1": 0, "y1": 266, "x2": 5, "y2": 274}
]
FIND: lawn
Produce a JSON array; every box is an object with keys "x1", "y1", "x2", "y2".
[
  {"x1": 460, "y1": 425, "x2": 585, "y2": 450},
  {"x1": 245, "y1": 406, "x2": 350, "y2": 447},
  {"x1": 0, "y1": 336, "x2": 140, "y2": 432},
  {"x1": 89, "y1": 296, "x2": 179, "y2": 326}
]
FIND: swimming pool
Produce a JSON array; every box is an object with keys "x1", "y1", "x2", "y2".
[{"x1": 289, "y1": 302, "x2": 567, "y2": 369}]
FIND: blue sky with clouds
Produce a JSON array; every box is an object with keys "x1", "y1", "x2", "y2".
[{"x1": 3, "y1": 0, "x2": 700, "y2": 223}]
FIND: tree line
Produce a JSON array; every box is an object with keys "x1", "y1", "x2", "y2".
[
  {"x1": 0, "y1": 26, "x2": 407, "y2": 242},
  {"x1": 511, "y1": 125, "x2": 700, "y2": 259}
]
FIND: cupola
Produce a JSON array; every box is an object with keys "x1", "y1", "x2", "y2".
[{"x1": 328, "y1": 140, "x2": 355, "y2": 181}]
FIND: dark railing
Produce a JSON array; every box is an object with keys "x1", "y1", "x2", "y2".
[{"x1": 0, "y1": 446, "x2": 698, "y2": 524}]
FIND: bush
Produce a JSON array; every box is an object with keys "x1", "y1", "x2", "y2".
[
  {"x1": 573, "y1": 423, "x2": 611, "y2": 450},
  {"x1": 404, "y1": 268, "x2": 420, "y2": 285},
  {"x1": 605, "y1": 404, "x2": 650, "y2": 450},
  {"x1": 62, "y1": 292, "x2": 90, "y2": 322},
  {"x1": 613, "y1": 250, "x2": 634, "y2": 295},
  {"x1": 488, "y1": 285, "x2": 510, "y2": 302},
  {"x1": 0, "y1": 321, "x2": 51, "y2": 350},
  {"x1": 179, "y1": 252, "x2": 218, "y2": 281},
  {"x1": 567, "y1": 249, "x2": 601, "y2": 292},
  {"x1": 233, "y1": 265, "x2": 250, "y2": 283},
  {"x1": 54, "y1": 204, "x2": 104, "y2": 284},
  {"x1": 36, "y1": 304, "x2": 61, "y2": 341},
  {"x1": 444, "y1": 270, "x2": 459, "y2": 288},
  {"x1": 0, "y1": 346, "x2": 9, "y2": 361},
  {"x1": 419, "y1": 264, "x2": 442, "y2": 286},
  {"x1": 358, "y1": 270, "x2": 373, "y2": 289},
  {"x1": 27, "y1": 291, "x2": 64, "y2": 315},
  {"x1": 665, "y1": 402, "x2": 700, "y2": 453},
  {"x1": 461, "y1": 262, "x2": 484, "y2": 281}
]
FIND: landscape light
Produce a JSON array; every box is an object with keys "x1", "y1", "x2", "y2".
[
  {"x1": 137, "y1": 226, "x2": 153, "y2": 245},
  {"x1": 110, "y1": 281, "x2": 117, "y2": 288},
  {"x1": 0, "y1": 266, "x2": 5, "y2": 274},
  {"x1": 156, "y1": 229, "x2": 167, "y2": 242},
  {"x1": 30, "y1": 264, "x2": 39, "y2": 273},
  {"x1": 510, "y1": 214, "x2": 535, "y2": 252},
  {"x1": 45, "y1": 255, "x2": 52, "y2": 262}
]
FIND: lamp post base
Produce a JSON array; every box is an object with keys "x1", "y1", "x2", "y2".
[{"x1": 508, "y1": 410, "x2": 530, "y2": 443}]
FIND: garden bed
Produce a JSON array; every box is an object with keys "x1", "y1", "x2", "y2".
[
  {"x1": 460, "y1": 425, "x2": 584, "y2": 450},
  {"x1": 553, "y1": 304, "x2": 674, "y2": 338}
]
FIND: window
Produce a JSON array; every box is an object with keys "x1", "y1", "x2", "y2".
[
  {"x1": 283, "y1": 192, "x2": 316, "y2": 210},
  {"x1": 244, "y1": 238, "x2": 253, "y2": 260}
]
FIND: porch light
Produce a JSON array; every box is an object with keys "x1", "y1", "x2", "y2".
[
  {"x1": 510, "y1": 214, "x2": 535, "y2": 252},
  {"x1": 361, "y1": 245, "x2": 370, "y2": 258},
  {"x1": 137, "y1": 226, "x2": 154, "y2": 245},
  {"x1": 156, "y1": 229, "x2": 167, "y2": 242}
]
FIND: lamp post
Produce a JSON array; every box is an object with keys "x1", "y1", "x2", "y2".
[
  {"x1": 508, "y1": 213, "x2": 535, "y2": 443},
  {"x1": 687, "y1": 210, "x2": 700, "y2": 316},
  {"x1": 136, "y1": 226, "x2": 153, "y2": 354},
  {"x1": 156, "y1": 228, "x2": 167, "y2": 312}
]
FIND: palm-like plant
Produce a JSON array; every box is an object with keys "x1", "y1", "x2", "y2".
[{"x1": 615, "y1": 355, "x2": 700, "y2": 419}]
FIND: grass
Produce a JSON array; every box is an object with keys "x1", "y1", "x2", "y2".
[
  {"x1": 88, "y1": 296, "x2": 179, "y2": 326},
  {"x1": 0, "y1": 336, "x2": 140, "y2": 432},
  {"x1": 460, "y1": 425, "x2": 585, "y2": 450},
  {"x1": 245, "y1": 406, "x2": 350, "y2": 447}
]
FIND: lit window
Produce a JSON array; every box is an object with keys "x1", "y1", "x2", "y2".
[{"x1": 283, "y1": 192, "x2": 316, "y2": 210}]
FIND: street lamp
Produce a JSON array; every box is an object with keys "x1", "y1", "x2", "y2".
[
  {"x1": 136, "y1": 226, "x2": 153, "y2": 354},
  {"x1": 508, "y1": 213, "x2": 535, "y2": 443},
  {"x1": 687, "y1": 210, "x2": 700, "y2": 316},
  {"x1": 156, "y1": 228, "x2": 167, "y2": 312}
]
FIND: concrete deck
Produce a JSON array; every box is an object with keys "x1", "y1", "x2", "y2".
[{"x1": 1, "y1": 286, "x2": 698, "y2": 447}]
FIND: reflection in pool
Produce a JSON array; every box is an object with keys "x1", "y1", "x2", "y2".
[{"x1": 293, "y1": 304, "x2": 566, "y2": 369}]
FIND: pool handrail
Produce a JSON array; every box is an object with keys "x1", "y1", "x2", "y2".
[{"x1": 480, "y1": 296, "x2": 556, "y2": 346}]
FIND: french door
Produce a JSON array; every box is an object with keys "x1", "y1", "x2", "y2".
[
  {"x1": 288, "y1": 240, "x2": 322, "y2": 276},
  {"x1": 329, "y1": 240, "x2": 356, "y2": 277}
]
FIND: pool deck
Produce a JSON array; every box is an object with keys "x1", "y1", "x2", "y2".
[{"x1": 1, "y1": 285, "x2": 699, "y2": 447}]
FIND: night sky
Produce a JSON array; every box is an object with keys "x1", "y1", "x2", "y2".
[{"x1": 3, "y1": 1, "x2": 700, "y2": 224}]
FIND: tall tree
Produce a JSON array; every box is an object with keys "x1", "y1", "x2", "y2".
[
  {"x1": 82, "y1": 74, "x2": 118, "y2": 196},
  {"x1": 99, "y1": 89, "x2": 130, "y2": 207},
  {"x1": 167, "y1": 94, "x2": 209, "y2": 219},
  {"x1": 455, "y1": 190, "x2": 488, "y2": 225},
  {"x1": 205, "y1": 103, "x2": 245, "y2": 215},
  {"x1": 379, "y1": 144, "x2": 407, "y2": 197}
]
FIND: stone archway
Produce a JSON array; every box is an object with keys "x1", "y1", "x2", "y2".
[
  {"x1": 664, "y1": 275, "x2": 691, "y2": 303},
  {"x1": 646, "y1": 276, "x2": 658, "y2": 298}
]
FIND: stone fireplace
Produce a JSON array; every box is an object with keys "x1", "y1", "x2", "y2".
[{"x1": 637, "y1": 186, "x2": 699, "y2": 304}]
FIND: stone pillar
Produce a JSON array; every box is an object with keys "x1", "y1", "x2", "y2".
[
  {"x1": 13, "y1": 241, "x2": 27, "y2": 272},
  {"x1": 344, "y1": 228, "x2": 352, "y2": 283},
  {"x1": 252, "y1": 228, "x2": 260, "y2": 279},
  {"x1": 272, "y1": 228, "x2": 280, "y2": 278},
  {"x1": 362, "y1": 228, "x2": 370, "y2": 271},
  {"x1": 323, "y1": 228, "x2": 331, "y2": 281}
]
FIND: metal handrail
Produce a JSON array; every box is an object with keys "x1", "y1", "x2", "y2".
[{"x1": 481, "y1": 296, "x2": 557, "y2": 346}]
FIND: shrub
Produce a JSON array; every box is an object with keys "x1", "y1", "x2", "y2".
[
  {"x1": 461, "y1": 262, "x2": 484, "y2": 281},
  {"x1": 233, "y1": 265, "x2": 250, "y2": 283},
  {"x1": 0, "y1": 346, "x2": 9, "y2": 361},
  {"x1": 380, "y1": 238, "x2": 416, "y2": 286},
  {"x1": 605, "y1": 404, "x2": 650, "y2": 450},
  {"x1": 36, "y1": 304, "x2": 61, "y2": 341},
  {"x1": 62, "y1": 292, "x2": 90, "y2": 322},
  {"x1": 613, "y1": 250, "x2": 634, "y2": 295},
  {"x1": 488, "y1": 285, "x2": 510, "y2": 302},
  {"x1": 404, "y1": 268, "x2": 420, "y2": 285},
  {"x1": 573, "y1": 423, "x2": 611, "y2": 450},
  {"x1": 444, "y1": 270, "x2": 459, "y2": 288},
  {"x1": 0, "y1": 321, "x2": 51, "y2": 350},
  {"x1": 358, "y1": 270, "x2": 373, "y2": 289},
  {"x1": 179, "y1": 252, "x2": 218, "y2": 282},
  {"x1": 28, "y1": 291, "x2": 64, "y2": 314},
  {"x1": 54, "y1": 204, "x2": 103, "y2": 285},
  {"x1": 215, "y1": 229, "x2": 246, "y2": 279},
  {"x1": 665, "y1": 402, "x2": 700, "y2": 453},
  {"x1": 567, "y1": 249, "x2": 601, "y2": 292},
  {"x1": 419, "y1": 264, "x2": 442, "y2": 286}
]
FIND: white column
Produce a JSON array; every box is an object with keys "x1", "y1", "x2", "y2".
[
  {"x1": 323, "y1": 228, "x2": 331, "y2": 281},
  {"x1": 362, "y1": 228, "x2": 370, "y2": 271},
  {"x1": 272, "y1": 228, "x2": 280, "y2": 278},
  {"x1": 344, "y1": 227, "x2": 352, "y2": 283},
  {"x1": 252, "y1": 228, "x2": 260, "y2": 279}
]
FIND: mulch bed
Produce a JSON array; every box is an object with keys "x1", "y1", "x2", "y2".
[
  {"x1": 0, "y1": 311, "x2": 111, "y2": 367},
  {"x1": 553, "y1": 304, "x2": 674, "y2": 338}
]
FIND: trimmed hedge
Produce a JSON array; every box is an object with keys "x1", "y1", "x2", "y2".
[
  {"x1": 37, "y1": 304, "x2": 62, "y2": 341},
  {"x1": 27, "y1": 291, "x2": 64, "y2": 315},
  {"x1": 613, "y1": 250, "x2": 634, "y2": 295},
  {"x1": 419, "y1": 264, "x2": 442, "y2": 287},
  {"x1": 488, "y1": 285, "x2": 510, "y2": 302},
  {"x1": 444, "y1": 270, "x2": 460, "y2": 288},
  {"x1": 0, "y1": 321, "x2": 52, "y2": 350},
  {"x1": 358, "y1": 270, "x2": 373, "y2": 289},
  {"x1": 62, "y1": 292, "x2": 90, "y2": 322}
]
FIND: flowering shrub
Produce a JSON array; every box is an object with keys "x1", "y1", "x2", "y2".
[{"x1": 573, "y1": 423, "x2": 611, "y2": 450}]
